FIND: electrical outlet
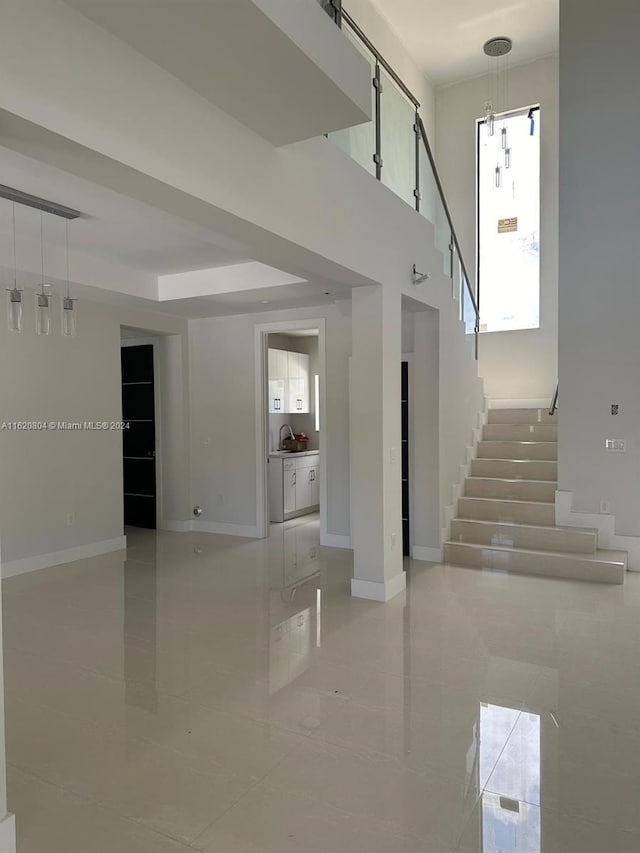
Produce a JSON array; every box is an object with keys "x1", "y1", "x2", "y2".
[
  {"x1": 600, "y1": 500, "x2": 611, "y2": 514},
  {"x1": 66, "y1": 512, "x2": 75, "y2": 526},
  {"x1": 605, "y1": 439, "x2": 626, "y2": 452},
  {"x1": 218, "y1": 493, "x2": 225, "y2": 505},
  {"x1": 390, "y1": 446, "x2": 398, "y2": 464},
  {"x1": 611, "y1": 404, "x2": 619, "y2": 415},
  {"x1": 391, "y1": 532, "x2": 397, "y2": 550}
]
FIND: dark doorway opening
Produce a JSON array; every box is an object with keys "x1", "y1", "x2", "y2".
[
  {"x1": 401, "y1": 361, "x2": 410, "y2": 557},
  {"x1": 121, "y1": 344, "x2": 157, "y2": 529}
]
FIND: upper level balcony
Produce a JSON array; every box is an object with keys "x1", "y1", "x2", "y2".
[{"x1": 62, "y1": 0, "x2": 372, "y2": 146}]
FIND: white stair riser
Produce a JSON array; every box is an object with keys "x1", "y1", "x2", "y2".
[
  {"x1": 477, "y1": 441, "x2": 558, "y2": 461},
  {"x1": 488, "y1": 409, "x2": 558, "y2": 425},
  {"x1": 457, "y1": 498, "x2": 556, "y2": 526},
  {"x1": 483, "y1": 424, "x2": 558, "y2": 442},
  {"x1": 465, "y1": 478, "x2": 557, "y2": 502},
  {"x1": 450, "y1": 519, "x2": 597, "y2": 554},
  {"x1": 443, "y1": 542, "x2": 624, "y2": 584},
  {"x1": 471, "y1": 458, "x2": 558, "y2": 481}
]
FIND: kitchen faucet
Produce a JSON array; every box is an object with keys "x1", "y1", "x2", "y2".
[{"x1": 279, "y1": 423, "x2": 295, "y2": 450}]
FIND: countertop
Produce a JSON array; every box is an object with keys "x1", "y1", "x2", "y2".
[{"x1": 269, "y1": 450, "x2": 320, "y2": 459}]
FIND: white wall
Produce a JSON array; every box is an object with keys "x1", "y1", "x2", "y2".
[
  {"x1": 558, "y1": 0, "x2": 640, "y2": 535},
  {"x1": 436, "y1": 57, "x2": 559, "y2": 401},
  {"x1": 0, "y1": 294, "x2": 189, "y2": 573},
  {"x1": 190, "y1": 304, "x2": 351, "y2": 540}
]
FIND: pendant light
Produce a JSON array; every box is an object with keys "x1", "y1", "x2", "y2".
[
  {"x1": 61, "y1": 220, "x2": 76, "y2": 337},
  {"x1": 35, "y1": 211, "x2": 51, "y2": 335},
  {"x1": 6, "y1": 202, "x2": 23, "y2": 332},
  {"x1": 483, "y1": 37, "x2": 513, "y2": 188}
]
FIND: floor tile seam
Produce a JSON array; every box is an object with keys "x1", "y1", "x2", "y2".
[
  {"x1": 8, "y1": 695, "x2": 270, "y2": 780},
  {"x1": 186, "y1": 730, "x2": 309, "y2": 849},
  {"x1": 7, "y1": 761, "x2": 195, "y2": 847},
  {"x1": 452, "y1": 709, "x2": 524, "y2": 849},
  {"x1": 479, "y1": 786, "x2": 640, "y2": 833}
]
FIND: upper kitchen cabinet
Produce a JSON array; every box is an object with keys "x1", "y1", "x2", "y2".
[
  {"x1": 268, "y1": 348, "x2": 288, "y2": 414},
  {"x1": 287, "y1": 352, "x2": 310, "y2": 414},
  {"x1": 268, "y1": 349, "x2": 309, "y2": 415}
]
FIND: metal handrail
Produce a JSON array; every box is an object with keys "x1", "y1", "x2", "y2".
[
  {"x1": 415, "y1": 116, "x2": 479, "y2": 324},
  {"x1": 549, "y1": 382, "x2": 559, "y2": 416},
  {"x1": 341, "y1": 9, "x2": 420, "y2": 109},
  {"x1": 338, "y1": 8, "x2": 480, "y2": 352}
]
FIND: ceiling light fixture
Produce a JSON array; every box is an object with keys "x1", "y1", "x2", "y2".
[
  {"x1": 483, "y1": 36, "x2": 513, "y2": 182},
  {"x1": 35, "y1": 211, "x2": 51, "y2": 336},
  {"x1": 6, "y1": 202, "x2": 23, "y2": 332},
  {"x1": 61, "y1": 220, "x2": 77, "y2": 337}
]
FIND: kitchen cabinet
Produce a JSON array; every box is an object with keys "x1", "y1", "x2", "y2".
[
  {"x1": 309, "y1": 464, "x2": 320, "y2": 506},
  {"x1": 269, "y1": 452, "x2": 320, "y2": 522},
  {"x1": 268, "y1": 349, "x2": 288, "y2": 414},
  {"x1": 268, "y1": 348, "x2": 310, "y2": 414},
  {"x1": 283, "y1": 459, "x2": 296, "y2": 515}
]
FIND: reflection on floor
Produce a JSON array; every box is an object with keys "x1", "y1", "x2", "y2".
[{"x1": 4, "y1": 512, "x2": 640, "y2": 852}]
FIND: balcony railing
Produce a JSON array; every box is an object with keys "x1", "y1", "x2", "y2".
[{"x1": 322, "y1": 3, "x2": 479, "y2": 355}]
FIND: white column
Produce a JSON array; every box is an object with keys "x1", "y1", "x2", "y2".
[
  {"x1": 0, "y1": 544, "x2": 16, "y2": 853},
  {"x1": 350, "y1": 285, "x2": 405, "y2": 601}
]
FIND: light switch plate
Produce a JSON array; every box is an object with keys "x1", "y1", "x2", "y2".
[{"x1": 605, "y1": 439, "x2": 626, "y2": 452}]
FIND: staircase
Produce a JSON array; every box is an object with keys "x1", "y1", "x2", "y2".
[{"x1": 443, "y1": 407, "x2": 627, "y2": 584}]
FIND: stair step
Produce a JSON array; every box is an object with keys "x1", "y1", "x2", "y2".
[
  {"x1": 471, "y1": 458, "x2": 558, "y2": 481},
  {"x1": 443, "y1": 542, "x2": 626, "y2": 584},
  {"x1": 465, "y1": 478, "x2": 557, "y2": 502},
  {"x1": 450, "y1": 519, "x2": 598, "y2": 554},
  {"x1": 477, "y1": 440, "x2": 558, "y2": 461},
  {"x1": 458, "y1": 497, "x2": 556, "y2": 526},
  {"x1": 483, "y1": 423, "x2": 558, "y2": 442},
  {"x1": 488, "y1": 408, "x2": 557, "y2": 425}
]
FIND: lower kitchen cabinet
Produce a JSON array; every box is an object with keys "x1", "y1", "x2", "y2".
[{"x1": 269, "y1": 453, "x2": 320, "y2": 522}]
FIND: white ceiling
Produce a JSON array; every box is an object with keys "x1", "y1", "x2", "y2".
[
  {"x1": 0, "y1": 146, "x2": 355, "y2": 318},
  {"x1": 369, "y1": 0, "x2": 559, "y2": 86}
]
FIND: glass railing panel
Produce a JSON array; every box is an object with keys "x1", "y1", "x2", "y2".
[
  {"x1": 329, "y1": 24, "x2": 376, "y2": 176},
  {"x1": 379, "y1": 69, "x2": 416, "y2": 206},
  {"x1": 418, "y1": 141, "x2": 450, "y2": 276},
  {"x1": 462, "y1": 273, "x2": 478, "y2": 336}
]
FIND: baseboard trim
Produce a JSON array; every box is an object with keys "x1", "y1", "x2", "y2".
[
  {"x1": 191, "y1": 520, "x2": 262, "y2": 539},
  {"x1": 412, "y1": 545, "x2": 442, "y2": 563},
  {"x1": 556, "y1": 490, "x2": 638, "y2": 571},
  {"x1": 0, "y1": 814, "x2": 15, "y2": 853},
  {"x1": 158, "y1": 519, "x2": 192, "y2": 532},
  {"x1": 351, "y1": 571, "x2": 406, "y2": 602},
  {"x1": 2, "y1": 536, "x2": 127, "y2": 579},
  {"x1": 321, "y1": 532, "x2": 352, "y2": 549}
]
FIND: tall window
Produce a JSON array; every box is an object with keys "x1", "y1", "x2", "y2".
[{"x1": 477, "y1": 106, "x2": 540, "y2": 333}]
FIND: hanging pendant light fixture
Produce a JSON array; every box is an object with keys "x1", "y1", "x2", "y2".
[
  {"x1": 483, "y1": 37, "x2": 513, "y2": 188},
  {"x1": 35, "y1": 211, "x2": 51, "y2": 335},
  {"x1": 6, "y1": 202, "x2": 23, "y2": 332},
  {"x1": 61, "y1": 220, "x2": 77, "y2": 337}
]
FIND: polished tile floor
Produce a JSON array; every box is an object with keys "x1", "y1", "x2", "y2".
[{"x1": 4, "y1": 514, "x2": 640, "y2": 852}]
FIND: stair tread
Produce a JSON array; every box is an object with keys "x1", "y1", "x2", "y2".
[
  {"x1": 444, "y1": 540, "x2": 627, "y2": 565},
  {"x1": 467, "y1": 477, "x2": 558, "y2": 485},
  {"x1": 452, "y1": 518, "x2": 598, "y2": 535},
  {"x1": 460, "y1": 497, "x2": 555, "y2": 506},
  {"x1": 475, "y1": 457, "x2": 557, "y2": 463}
]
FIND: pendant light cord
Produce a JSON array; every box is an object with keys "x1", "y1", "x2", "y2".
[
  {"x1": 12, "y1": 202, "x2": 17, "y2": 289},
  {"x1": 40, "y1": 211, "x2": 46, "y2": 295},
  {"x1": 65, "y1": 220, "x2": 70, "y2": 299}
]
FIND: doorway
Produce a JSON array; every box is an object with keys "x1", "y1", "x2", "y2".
[
  {"x1": 121, "y1": 344, "x2": 157, "y2": 529},
  {"x1": 254, "y1": 319, "x2": 327, "y2": 542}
]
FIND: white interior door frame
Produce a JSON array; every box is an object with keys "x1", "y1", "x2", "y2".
[{"x1": 254, "y1": 318, "x2": 327, "y2": 540}]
